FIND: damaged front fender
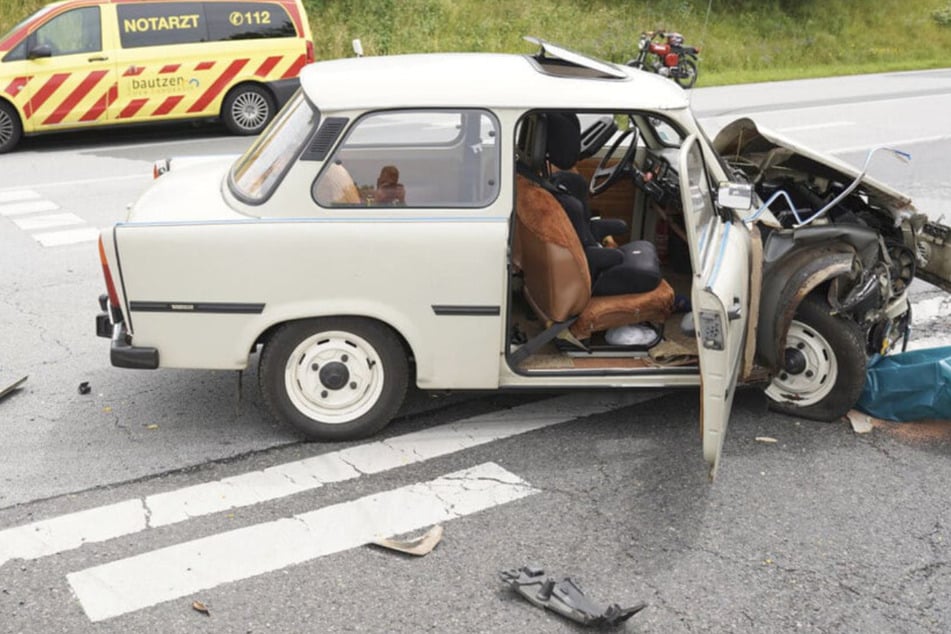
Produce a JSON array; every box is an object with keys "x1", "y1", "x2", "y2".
[{"x1": 757, "y1": 246, "x2": 854, "y2": 371}]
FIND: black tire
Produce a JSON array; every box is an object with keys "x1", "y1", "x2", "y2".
[
  {"x1": 765, "y1": 294, "x2": 867, "y2": 422},
  {"x1": 673, "y1": 59, "x2": 698, "y2": 89},
  {"x1": 0, "y1": 101, "x2": 23, "y2": 154},
  {"x1": 259, "y1": 317, "x2": 408, "y2": 441},
  {"x1": 221, "y1": 84, "x2": 275, "y2": 135}
]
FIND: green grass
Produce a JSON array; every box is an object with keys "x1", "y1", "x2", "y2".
[{"x1": 3, "y1": 0, "x2": 951, "y2": 86}]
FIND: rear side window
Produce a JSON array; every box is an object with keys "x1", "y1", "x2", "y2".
[
  {"x1": 205, "y1": 3, "x2": 296, "y2": 40},
  {"x1": 117, "y1": 2, "x2": 295, "y2": 48},
  {"x1": 314, "y1": 109, "x2": 501, "y2": 209}
]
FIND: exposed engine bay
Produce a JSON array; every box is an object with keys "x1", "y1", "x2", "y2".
[{"x1": 712, "y1": 118, "x2": 949, "y2": 360}]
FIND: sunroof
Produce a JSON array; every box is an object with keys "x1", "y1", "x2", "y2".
[{"x1": 523, "y1": 36, "x2": 627, "y2": 80}]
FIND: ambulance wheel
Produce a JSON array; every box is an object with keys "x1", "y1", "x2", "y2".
[
  {"x1": 221, "y1": 84, "x2": 275, "y2": 135},
  {"x1": 259, "y1": 317, "x2": 409, "y2": 441},
  {"x1": 0, "y1": 101, "x2": 22, "y2": 153},
  {"x1": 764, "y1": 294, "x2": 867, "y2": 422}
]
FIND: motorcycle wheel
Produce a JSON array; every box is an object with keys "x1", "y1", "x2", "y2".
[{"x1": 673, "y1": 59, "x2": 697, "y2": 89}]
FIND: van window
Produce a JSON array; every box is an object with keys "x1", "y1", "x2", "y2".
[
  {"x1": 117, "y1": 2, "x2": 296, "y2": 48},
  {"x1": 33, "y1": 6, "x2": 101, "y2": 56},
  {"x1": 205, "y1": 3, "x2": 296, "y2": 40},
  {"x1": 117, "y1": 2, "x2": 207, "y2": 48}
]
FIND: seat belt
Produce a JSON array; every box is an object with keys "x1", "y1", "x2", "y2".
[{"x1": 509, "y1": 318, "x2": 580, "y2": 367}]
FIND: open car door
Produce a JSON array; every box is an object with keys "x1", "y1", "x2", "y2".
[{"x1": 678, "y1": 135, "x2": 752, "y2": 479}]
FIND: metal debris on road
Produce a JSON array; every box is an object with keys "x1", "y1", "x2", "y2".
[
  {"x1": 846, "y1": 410, "x2": 875, "y2": 434},
  {"x1": 500, "y1": 565, "x2": 646, "y2": 627},
  {"x1": 78, "y1": 381, "x2": 91, "y2": 395},
  {"x1": 0, "y1": 375, "x2": 27, "y2": 402},
  {"x1": 372, "y1": 525, "x2": 444, "y2": 556}
]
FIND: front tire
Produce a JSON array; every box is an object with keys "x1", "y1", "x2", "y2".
[
  {"x1": 260, "y1": 318, "x2": 409, "y2": 441},
  {"x1": 673, "y1": 59, "x2": 698, "y2": 89},
  {"x1": 221, "y1": 84, "x2": 275, "y2": 135},
  {"x1": 0, "y1": 101, "x2": 23, "y2": 153},
  {"x1": 764, "y1": 295, "x2": 867, "y2": 421}
]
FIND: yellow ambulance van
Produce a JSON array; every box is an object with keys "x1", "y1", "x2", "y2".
[{"x1": 0, "y1": 0, "x2": 313, "y2": 152}]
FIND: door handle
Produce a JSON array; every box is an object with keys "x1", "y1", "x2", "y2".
[
  {"x1": 728, "y1": 297, "x2": 742, "y2": 321},
  {"x1": 88, "y1": 55, "x2": 109, "y2": 62}
]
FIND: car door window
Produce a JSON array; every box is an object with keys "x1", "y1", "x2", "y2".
[
  {"x1": 313, "y1": 109, "x2": 500, "y2": 208},
  {"x1": 33, "y1": 7, "x2": 101, "y2": 56}
]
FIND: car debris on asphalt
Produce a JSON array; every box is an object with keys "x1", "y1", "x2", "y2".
[{"x1": 500, "y1": 564, "x2": 646, "y2": 627}]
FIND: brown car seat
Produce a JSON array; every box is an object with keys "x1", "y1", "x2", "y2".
[{"x1": 513, "y1": 112, "x2": 674, "y2": 345}]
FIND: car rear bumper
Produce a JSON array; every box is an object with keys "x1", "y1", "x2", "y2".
[{"x1": 96, "y1": 295, "x2": 159, "y2": 370}]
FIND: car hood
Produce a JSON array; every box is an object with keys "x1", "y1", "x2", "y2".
[
  {"x1": 712, "y1": 117, "x2": 915, "y2": 217},
  {"x1": 126, "y1": 155, "x2": 245, "y2": 224}
]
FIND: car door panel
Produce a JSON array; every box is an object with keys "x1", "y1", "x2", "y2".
[{"x1": 678, "y1": 135, "x2": 751, "y2": 478}]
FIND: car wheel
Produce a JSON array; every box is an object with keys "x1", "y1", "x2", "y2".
[
  {"x1": 221, "y1": 84, "x2": 275, "y2": 135},
  {"x1": 764, "y1": 295, "x2": 867, "y2": 421},
  {"x1": 0, "y1": 101, "x2": 23, "y2": 154},
  {"x1": 673, "y1": 59, "x2": 697, "y2": 89},
  {"x1": 259, "y1": 318, "x2": 409, "y2": 441}
]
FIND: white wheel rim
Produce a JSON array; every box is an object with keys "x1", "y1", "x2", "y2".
[
  {"x1": 0, "y1": 110, "x2": 13, "y2": 145},
  {"x1": 765, "y1": 319, "x2": 838, "y2": 407},
  {"x1": 231, "y1": 92, "x2": 269, "y2": 131},
  {"x1": 284, "y1": 330, "x2": 384, "y2": 424}
]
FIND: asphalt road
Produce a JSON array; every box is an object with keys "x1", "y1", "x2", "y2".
[{"x1": 1, "y1": 69, "x2": 950, "y2": 633}]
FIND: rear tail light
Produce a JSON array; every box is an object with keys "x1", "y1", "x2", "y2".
[
  {"x1": 306, "y1": 40, "x2": 315, "y2": 64},
  {"x1": 98, "y1": 236, "x2": 120, "y2": 308},
  {"x1": 152, "y1": 158, "x2": 170, "y2": 179}
]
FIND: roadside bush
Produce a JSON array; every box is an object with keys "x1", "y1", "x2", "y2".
[{"x1": 934, "y1": 5, "x2": 951, "y2": 25}]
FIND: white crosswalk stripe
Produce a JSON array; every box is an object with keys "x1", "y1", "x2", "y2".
[
  {"x1": 0, "y1": 393, "x2": 655, "y2": 567},
  {"x1": 0, "y1": 189, "x2": 99, "y2": 246},
  {"x1": 68, "y1": 462, "x2": 537, "y2": 622},
  {"x1": 12, "y1": 212, "x2": 84, "y2": 231}
]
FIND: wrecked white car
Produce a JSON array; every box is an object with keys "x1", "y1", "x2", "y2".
[{"x1": 96, "y1": 39, "x2": 951, "y2": 475}]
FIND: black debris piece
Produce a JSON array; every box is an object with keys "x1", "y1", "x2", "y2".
[
  {"x1": 78, "y1": 381, "x2": 91, "y2": 395},
  {"x1": 500, "y1": 565, "x2": 646, "y2": 627}
]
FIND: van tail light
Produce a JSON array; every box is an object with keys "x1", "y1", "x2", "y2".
[
  {"x1": 306, "y1": 40, "x2": 314, "y2": 64},
  {"x1": 98, "y1": 236, "x2": 120, "y2": 308}
]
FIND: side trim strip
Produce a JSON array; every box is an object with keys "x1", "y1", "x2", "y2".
[
  {"x1": 130, "y1": 302, "x2": 265, "y2": 314},
  {"x1": 432, "y1": 305, "x2": 500, "y2": 316}
]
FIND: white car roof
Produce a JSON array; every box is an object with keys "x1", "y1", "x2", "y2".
[{"x1": 298, "y1": 52, "x2": 690, "y2": 114}]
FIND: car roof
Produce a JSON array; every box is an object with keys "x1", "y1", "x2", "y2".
[{"x1": 299, "y1": 52, "x2": 690, "y2": 114}]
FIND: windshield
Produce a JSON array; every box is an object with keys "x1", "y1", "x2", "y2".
[
  {"x1": 0, "y1": 4, "x2": 56, "y2": 49},
  {"x1": 229, "y1": 91, "x2": 317, "y2": 203}
]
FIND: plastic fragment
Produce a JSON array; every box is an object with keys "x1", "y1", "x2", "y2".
[
  {"x1": 500, "y1": 565, "x2": 646, "y2": 627},
  {"x1": 191, "y1": 600, "x2": 210, "y2": 615},
  {"x1": 755, "y1": 436, "x2": 778, "y2": 443},
  {"x1": 372, "y1": 525, "x2": 443, "y2": 556}
]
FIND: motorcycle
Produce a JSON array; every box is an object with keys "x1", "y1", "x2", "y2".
[{"x1": 626, "y1": 31, "x2": 700, "y2": 89}]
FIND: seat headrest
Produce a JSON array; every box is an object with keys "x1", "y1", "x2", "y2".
[{"x1": 546, "y1": 113, "x2": 581, "y2": 170}]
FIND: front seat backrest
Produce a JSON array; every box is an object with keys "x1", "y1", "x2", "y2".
[{"x1": 515, "y1": 174, "x2": 591, "y2": 322}]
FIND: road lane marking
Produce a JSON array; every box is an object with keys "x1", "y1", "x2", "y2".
[
  {"x1": 831, "y1": 134, "x2": 951, "y2": 155},
  {"x1": 67, "y1": 462, "x2": 537, "y2": 622},
  {"x1": 0, "y1": 200, "x2": 59, "y2": 216},
  {"x1": 777, "y1": 121, "x2": 854, "y2": 133},
  {"x1": 32, "y1": 227, "x2": 100, "y2": 247},
  {"x1": 0, "y1": 173, "x2": 150, "y2": 193},
  {"x1": 0, "y1": 392, "x2": 657, "y2": 566},
  {"x1": 0, "y1": 189, "x2": 41, "y2": 203},
  {"x1": 12, "y1": 212, "x2": 84, "y2": 231}
]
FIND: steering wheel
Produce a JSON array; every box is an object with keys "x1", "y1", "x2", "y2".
[{"x1": 589, "y1": 126, "x2": 640, "y2": 196}]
